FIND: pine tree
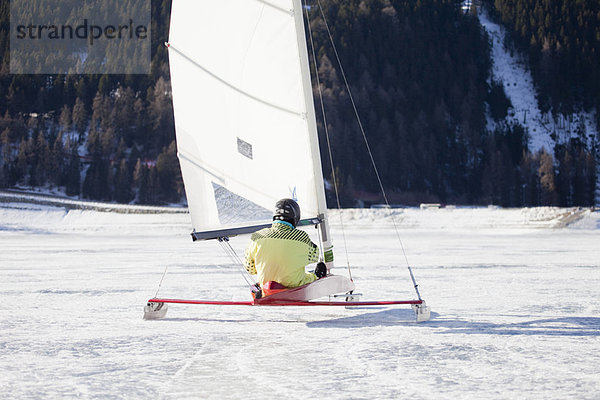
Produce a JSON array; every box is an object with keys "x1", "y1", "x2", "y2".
[
  {"x1": 0, "y1": 127, "x2": 9, "y2": 187},
  {"x1": 519, "y1": 151, "x2": 540, "y2": 206},
  {"x1": 0, "y1": 127, "x2": 11, "y2": 165},
  {"x1": 15, "y1": 136, "x2": 35, "y2": 186},
  {"x1": 538, "y1": 149, "x2": 557, "y2": 205},
  {"x1": 132, "y1": 98, "x2": 148, "y2": 145},
  {"x1": 148, "y1": 77, "x2": 174, "y2": 151},
  {"x1": 58, "y1": 105, "x2": 72, "y2": 134},
  {"x1": 82, "y1": 156, "x2": 110, "y2": 200},
  {"x1": 133, "y1": 158, "x2": 150, "y2": 204},
  {"x1": 72, "y1": 97, "x2": 87, "y2": 140},
  {"x1": 0, "y1": 164, "x2": 5, "y2": 188},
  {"x1": 112, "y1": 86, "x2": 136, "y2": 146},
  {"x1": 113, "y1": 159, "x2": 133, "y2": 203},
  {"x1": 487, "y1": 80, "x2": 512, "y2": 121},
  {"x1": 156, "y1": 142, "x2": 182, "y2": 203},
  {"x1": 556, "y1": 147, "x2": 575, "y2": 206},
  {"x1": 90, "y1": 92, "x2": 106, "y2": 133},
  {"x1": 573, "y1": 148, "x2": 596, "y2": 207},
  {"x1": 33, "y1": 131, "x2": 50, "y2": 186},
  {"x1": 64, "y1": 137, "x2": 80, "y2": 196},
  {"x1": 50, "y1": 132, "x2": 65, "y2": 187},
  {"x1": 100, "y1": 127, "x2": 117, "y2": 157}
]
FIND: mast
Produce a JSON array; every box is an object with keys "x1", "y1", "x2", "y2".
[{"x1": 291, "y1": 0, "x2": 334, "y2": 268}]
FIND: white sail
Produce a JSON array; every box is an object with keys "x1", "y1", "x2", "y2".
[{"x1": 168, "y1": 0, "x2": 331, "y2": 245}]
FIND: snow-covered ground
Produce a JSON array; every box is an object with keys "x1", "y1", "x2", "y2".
[
  {"x1": 1, "y1": 202, "x2": 599, "y2": 399},
  {"x1": 0, "y1": 189, "x2": 187, "y2": 214}
]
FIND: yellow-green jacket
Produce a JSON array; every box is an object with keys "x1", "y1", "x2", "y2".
[{"x1": 243, "y1": 221, "x2": 319, "y2": 288}]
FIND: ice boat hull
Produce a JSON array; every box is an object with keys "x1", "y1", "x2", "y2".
[{"x1": 255, "y1": 275, "x2": 355, "y2": 303}]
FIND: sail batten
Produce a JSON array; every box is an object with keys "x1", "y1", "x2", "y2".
[
  {"x1": 254, "y1": 0, "x2": 294, "y2": 15},
  {"x1": 177, "y1": 151, "x2": 225, "y2": 184},
  {"x1": 168, "y1": 42, "x2": 305, "y2": 118},
  {"x1": 169, "y1": 0, "x2": 331, "y2": 242}
]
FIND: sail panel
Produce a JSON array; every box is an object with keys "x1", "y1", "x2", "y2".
[{"x1": 169, "y1": 0, "x2": 325, "y2": 234}]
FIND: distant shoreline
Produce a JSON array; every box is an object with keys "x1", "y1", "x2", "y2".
[{"x1": 0, "y1": 189, "x2": 188, "y2": 214}]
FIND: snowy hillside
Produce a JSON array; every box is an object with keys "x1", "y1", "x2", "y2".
[
  {"x1": 478, "y1": 6, "x2": 600, "y2": 206},
  {"x1": 478, "y1": 8, "x2": 598, "y2": 154},
  {"x1": 1, "y1": 201, "x2": 599, "y2": 399}
]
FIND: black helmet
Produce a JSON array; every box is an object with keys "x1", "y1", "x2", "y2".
[{"x1": 273, "y1": 198, "x2": 301, "y2": 227}]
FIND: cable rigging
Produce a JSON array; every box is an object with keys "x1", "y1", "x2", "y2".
[{"x1": 306, "y1": 0, "x2": 423, "y2": 299}]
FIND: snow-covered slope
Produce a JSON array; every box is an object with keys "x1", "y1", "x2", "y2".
[
  {"x1": 1, "y1": 202, "x2": 599, "y2": 399},
  {"x1": 479, "y1": 9, "x2": 551, "y2": 153},
  {"x1": 478, "y1": 8, "x2": 597, "y2": 154},
  {"x1": 478, "y1": 7, "x2": 600, "y2": 206}
]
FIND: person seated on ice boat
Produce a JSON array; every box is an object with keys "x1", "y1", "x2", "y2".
[{"x1": 243, "y1": 198, "x2": 327, "y2": 289}]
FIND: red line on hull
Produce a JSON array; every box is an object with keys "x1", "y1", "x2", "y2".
[{"x1": 148, "y1": 298, "x2": 423, "y2": 307}]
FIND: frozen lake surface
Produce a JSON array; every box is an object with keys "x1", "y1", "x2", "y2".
[{"x1": 1, "y1": 203, "x2": 599, "y2": 399}]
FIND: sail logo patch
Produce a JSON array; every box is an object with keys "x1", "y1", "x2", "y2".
[{"x1": 237, "y1": 137, "x2": 253, "y2": 159}]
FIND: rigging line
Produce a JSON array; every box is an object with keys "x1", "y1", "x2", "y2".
[
  {"x1": 222, "y1": 243, "x2": 256, "y2": 290},
  {"x1": 315, "y1": 0, "x2": 417, "y2": 291},
  {"x1": 227, "y1": 242, "x2": 247, "y2": 270},
  {"x1": 303, "y1": 0, "x2": 352, "y2": 282},
  {"x1": 218, "y1": 238, "x2": 259, "y2": 292},
  {"x1": 219, "y1": 240, "x2": 249, "y2": 277},
  {"x1": 154, "y1": 265, "x2": 169, "y2": 298}
]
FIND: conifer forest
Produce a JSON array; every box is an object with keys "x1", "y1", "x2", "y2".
[{"x1": 0, "y1": 0, "x2": 598, "y2": 207}]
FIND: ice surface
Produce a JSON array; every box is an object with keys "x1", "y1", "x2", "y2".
[{"x1": 1, "y1": 203, "x2": 599, "y2": 399}]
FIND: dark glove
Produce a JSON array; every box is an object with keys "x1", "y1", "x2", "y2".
[{"x1": 315, "y1": 262, "x2": 327, "y2": 278}]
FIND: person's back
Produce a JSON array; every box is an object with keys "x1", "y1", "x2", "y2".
[
  {"x1": 244, "y1": 220, "x2": 319, "y2": 287},
  {"x1": 243, "y1": 198, "x2": 326, "y2": 288}
]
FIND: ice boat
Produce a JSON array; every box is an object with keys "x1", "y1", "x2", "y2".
[{"x1": 145, "y1": 0, "x2": 430, "y2": 323}]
